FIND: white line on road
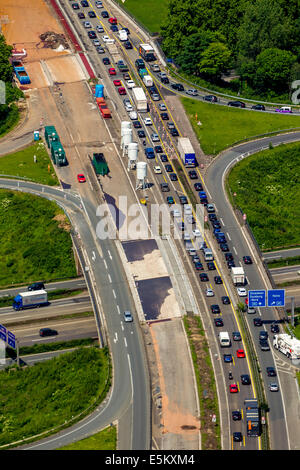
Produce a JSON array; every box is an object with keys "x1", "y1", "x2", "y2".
[
  {"x1": 117, "y1": 305, "x2": 120, "y2": 314},
  {"x1": 227, "y1": 232, "x2": 231, "y2": 241},
  {"x1": 114, "y1": 332, "x2": 118, "y2": 343},
  {"x1": 103, "y1": 259, "x2": 108, "y2": 269},
  {"x1": 233, "y1": 246, "x2": 237, "y2": 255},
  {"x1": 220, "y1": 218, "x2": 225, "y2": 226},
  {"x1": 112, "y1": 289, "x2": 116, "y2": 299},
  {"x1": 124, "y1": 337, "x2": 127, "y2": 347},
  {"x1": 107, "y1": 250, "x2": 112, "y2": 260},
  {"x1": 108, "y1": 274, "x2": 112, "y2": 283}
]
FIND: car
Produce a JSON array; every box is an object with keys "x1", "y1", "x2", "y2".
[
  {"x1": 194, "y1": 182, "x2": 203, "y2": 191},
  {"x1": 232, "y1": 331, "x2": 241, "y2": 341},
  {"x1": 28, "y1": 282, "x2": 45, "y2": 291},
  {"x1": 224, "y1": 354, "x2": 233, "y2": 363},
  {"x1": 72, "y1": 3, "x2": 79, "y2": 10},
  {"x1": 228, "y1": 100, "x2": 246, "y2": 108},
  {"x1": 214, "y1": 276, "x2": 223, "y2": 285},
  {"x1": 243, "y1": 255, "x2": 253, "y2": 264},
  {"x1": 151, "y1": 64, "x2": 161, "y2": 72},
  {"x1": 155, "y1": 146, "x2": 163, "y2": 154},
  {"x1": 237, "y1": 287, "x2": 247, "y2": 297},
  {"x1": 253, "y1": 318, "x2": 263, "y2": 326},
  {"x1": 129, "y1": 111, "x2": 138, "y2": 120},
  {"x1": 158, "y1": 103, "x2": 167, "y2": 111},
  {"x1": 165, "y1": 163, "x2": 173, "y2": 171},
  {"x1": 226, "y1": 259, "x2": 235, "y2": 267},
  {"x1": 102, "y1": 57, "x2": 110, "y2": 65},
  {"x1": 160, "y1": 112, "x2": 169, "y2": 120},
  {"x1": 151, "y1": 133, "x2": 160, "y2": 142},
  {"x1": 229, "y1": 383, "x2": 238, "y2": 393},
  {"x1": 192, "y1": 229, "x2": 201, "y2": 237},
  {"x1": 153, "y1": 166, "x2": 162, "y2": 174},
  {"x1": 135, "y1": 58, "x2": 145, "y2": 69},
  {"x1": 259, "y1": 340, "x2": 270, "y2": 351},
  {"x1": 137, "y1": 130, "x2": 145, "y2": 139},
  {"x1": 96, "y1": 46, "x2": 105, "y2": 54},
  {"x1": 236, "y1": 349, "x2": 245, "y2": 358},
  {"x1": 267, "y1": 367, "x2": 277, "y2": 377},
  {"x1": 225, "y1": 253, "x2": 234, "y2": 261},
  {"x1": 126, "y1": 79, "x2": 135, "y2": 89},
  {"x1": 124, "y1": 41, "x2": 133, "y2": 49},
  {"x1": 78, "y1": 12, "x2": 85, "y2": 19},
  {"x1": 206, "y1": 203, "x2": 215, "y2": 213},
  {"x1": 211, "y1": 304, "x2": 220, "y2": 314},
  {"x1": 233, "y1": 432, "x2": 243, "y2": 442},
  {"x1": 118, "y1": 87, "x2": 126, "y2": 95},
  {"x1": 207, "y1": 262, "x2": 216, "y2": 271},
  {"x1": 232, "y1": 410, "x2": 242, "y2": 421},
  {"x1": 212, "y1": 221, "x2": 221, "y2": 229},
  {"x1": 160, "y1": 154, "x2": 168, "y2": 162},
  {"x1": 221, "y1": 244, "x2": 230, "y2": 253},
  {"x1": 88, "y1": 11, "x2": 96, "y2": 18},
  {"x1": 39, "y1": 327, "x2": 58, "y2": 337},
  {"x1": 102, "y1": 35, "x2": 115, "y2": 43},
  {"x1": 194, "y1": 262, "x2": 203, "y2": 271},
  {"x1": 192, "y1": 256, "x2": 200, "y2": 263},
  {"x1": 83, "y1": 21, "x2": 92, "y2": 28},
  {"x1": 170, "y1": 173, "x2": 178, "y2": 181},
  {"x1": 214, "y1": 317, "x2": 223, "y2": 327},
  {"x1": 109, "y1": 17, "x2": 118, "y2": 24},
  {"x1": 160, "y1": 182, "x2": 170, "y2": 192},
  {"x1": 108, "y1": 67, "x2": 116, "y2": 75},
  {"x1": 186, "y1": 89, "x2": 198, "y2": 96},
  {"x1": 101, "y1": 10, "x2": 109, "y2": 18},
  {"x1": 145, "y1": 148, "x2": 155, "y2": 159},
  {"x1": 123, "y1": 310, "x2": 133, "y2": 322},
  {"x1": 259, "y1": 331, "x2": 268, "y2": 341},
  {"x1": 144, "y1": 117, "x2": 152, "y2": 126},
  {"x1": 95, "y1": 1, "x2": 103, "y2": 7},
  {"x1": 132, "y1": 121, "x2": 141, "y2": 129},
  {"x1": 167, "y1": 122, "x2": 175, "y2": 130},
  {"x1": 271, "y1": 323, "x2": 280, "y2": 333},
  {"x1": 179, "y1": 195, "x2": 188, "y2": 205},
  {"x1": 110, "y1": 24, "x2": 118, "y2": 32},
  {"x1": 252, "y1": 104, "x2": 265, "y2": 111},
  {"x1": 200, "y1": 273, "x2": 209, "y2": 282},
  {"x1": 247, "y1": 306, "x2": 256, "y2": 314},
  {"x1": 160, "y1": 76, "x2": 169, "y2": 84},
  {"x1": 88, "y1": 31, "x2": 97, "y2": 39},
  {"x1": 166, "y1": 196, "x2": 175, "y2": 205},
  {"x1": 205, "y1": 287, "x2": 214, "y2": 297},
  {"x1": 113, "y1": 79, "x2": 122, "y2": 87},
  {"x1": 170, "y1": 128, "x2": 179, "y2": 136},
  {"x1": 96, "y1": 25, "x2": 104, "y2": 33},
  {"x1": 241, "y1": 374, "x2": 251, "y2": 385},
  {"x1": 151, "y1": 93, "x2": 160, "y2": 101},
  {"x1": 203, "y1": 95, "x2": 218, "y2": 103},
  {"x1": 221, "y1": 296, "x2": 230, "y2": 305},
  {"x1": 77, "y1": 173, "x2": 86, "y2": 183},
  {"x1": 269, "y1": 382, "x2": 279, "y2": 392},
  {"x1": 122, "y1": 73, "x2": 131, "y2": 81},
  {"x1": 188, "y1": 170, "x2": 198, "y2": 179},
  {"x1": 171, "y1": 83, "x2": 184, "y2": 91},
  {"x1": 81, "y1": 0, "x2": 88, "y2": 6}
]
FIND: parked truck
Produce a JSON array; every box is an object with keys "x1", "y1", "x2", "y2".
[
  {"x1": 13, "y1": 290, "x2": 48, "y2": 311},
  {"x1": 143, "y1": 75, "x2": 153, "y2": 87},
  {"x1": 132, "y1": 87, "x2": 148, "y2": 112},
  {"x1": 273, "y1": 333, "x2": 300, "y2": 360},
  {"x1": 50, "y1": 140, "x2": 67, "y2": 166},
  {"x1": 13, "y1": 60, "x2": 31, "y2": 84},
  {"x1": 139, "y1": 44, "x2": 156, "y2": 62},
  {"x1": 178, "y1": 137, "x2": 196, "y2": 167},
  {"x1": 93, "y1": 152, "x2": 109, "y2": 175},
  {"x1": 45, "y1": 126, "x2": 59, "y2": 148},
  {"x1": 231, "y1": 266, "x2": 245, "y2": 286},
  {"x1": 244, "y1": 399, "x2": 260, "y2": 437}
]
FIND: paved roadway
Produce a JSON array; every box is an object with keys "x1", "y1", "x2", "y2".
[
  {"x1": 263, "y1": 248, "x2": 300, "y2": 261},
  {"x1": 0, "y1": 277, "x2": 86, "y2": 298}
]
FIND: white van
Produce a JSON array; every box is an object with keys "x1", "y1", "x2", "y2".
[
  {"x1": 204, "y1": 248, "x2": 214, "y2": 261},
  {"x1": 118, "y1": 29, "x2": 128, "y2": 41},
  {"x1": 219, "y1": 331, "x2": 231, "y2": 347}
]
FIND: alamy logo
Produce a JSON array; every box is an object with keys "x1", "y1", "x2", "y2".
[
  {"x1": 0, "y1": 80, "x2": 5, "y2": 105},
  {"x1": 291, "y1": 80, "x2": 300, "y2": 105}
]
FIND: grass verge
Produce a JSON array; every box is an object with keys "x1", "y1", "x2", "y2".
[
  {"x1": 0, "y1": 141, "x2": 58, "y2": 186},
  {"x1": 181, "y1": 97, "x2": 300, "y2": 155},
  {"x1": 58, "y1": 425, "x2": 117, "y2": 450},
  {"x1": 183, "y1": 314, "x2": 221, "y2": 449},
  {"x1": 267, "y1": 256, "x2": 300, "y2": 269},
  {"x1": 114, "y1": 0, "x2": 168, "y2": 33},
  {"x1": 0, "y1": 104, "x2": 20, "y2": 138}
]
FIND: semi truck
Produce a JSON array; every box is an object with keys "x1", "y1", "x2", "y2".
[
  {"x1": 139, "y1": 44, "x2": 156, "y2": 62},
  {"x1": 93, "y1": 152, "x2": 109, "y2": 175},
  {"x1": 273, "y1": 333, "x2": 300, "y2": 360},
  {"x1": 244, "y1": 399, "x2": 260, "y2": 437},
  {"x1": 231, "y1": 266, "x2": 245, "y2": 286},
  {"x1": 132, "y1": 87, "x2": 148, "y2": 112},
  {"x1": 106, "y1": 43, "x2": 123, "y2": 65},
  {"x1": 45, "y1": 126, "x2": 59, "y2": 148},
  {"x1": 50, "y1": 140, "x2": 67, "y2": 166},
  {"x1": 13, "y1": 290, "x2": 48, "y2": 311},
  {"x1": 178, "y1": 137, "x2": 196, "y2": 167}
]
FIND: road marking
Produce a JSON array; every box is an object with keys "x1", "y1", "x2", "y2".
[
  {"x1": 117, "y1": 305, "x2": 120, "y2": 314},
  {"x1": 107, "y1": 250, "x2": 112, "y2": 260},
  {"x1": 108, "y1": 274, "x2": 112, "y2": 283},
  {"x1": 112, "y1": 289, "x2": 116, "y2": 299},
  {"x1": 114, "y1": 332, "x2": 118, "y2": 343},
  {"x1": 220, "y1": 218, "x2": 224, "y2": 226},
  {"x1": 227, "y1": 232, "x2": 231, "y2": 241},
  {"x1": 233, "y1": 246, "x2": 238, "y2": 255},
  {"x1": 124, "y1": 337, "x2": 127, "y2": 347},
  {"x1": 103, "y1": 259, "x2": 108, "y2": 269},
  {"x1": 92, "y1": 250, "x2": 96, "y2": 261}
]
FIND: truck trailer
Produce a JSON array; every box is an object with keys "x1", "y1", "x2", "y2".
[
  {"x1": 177, "y1": 137, "x2": 196, "y2": 167},
  {"x1": 132, "y1": 87, "x2": 148, "y2": 112},
  {"x1": 231, "y1": 266, "x2": 245, "y2": 286},
  {"x1": 139, "y1": 44, "x2": 156, "y2": 62},
  {"x1": 93, "y1": 152, "x2": 109, "y2": 175},
  {"x1": 244, "y1": 399, "x2": 260, "y2": 437},
  {"x1": 45, "y1": 126, "x2": 59, "y2": 148},
  {"x1": 273, "y1": 334, "x2": 300, "y2": 360},
  {"x1": 50, "y1": 140, "x2": 67, "y2": 166},
  {"x1": 13, "y1": 290, "x2": 48, "y2": 311}
]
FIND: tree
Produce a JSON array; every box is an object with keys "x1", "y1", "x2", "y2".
[
  {"x1": 254, "y1": 48, "x2": 297, "y2": 93},
  {"x1": 198, "y1": 42, "x2": 232, "y2": 80},
  {"x1": 0, "y1": 35, "x2": 13, "y2": 83}
]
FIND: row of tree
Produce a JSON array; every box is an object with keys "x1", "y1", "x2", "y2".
[{"x1": 161, "y1": 0, "x2": 300, "y2": 97}]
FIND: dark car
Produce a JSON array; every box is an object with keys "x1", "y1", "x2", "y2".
[
  {"x1": 228, "y1": 101, "x2": 246, "y2": 108},
  {"x1": 39, "y1": 328, "x2": 57, "y2": 337},
  {"x1": 221, "y1": 296, "x2": 230, "y2": 305},
  {"x1": 165, "y1": 164, "x2": 173, "y2": 172},
  {"x1": 135, "y1": 58, "x2": 145, "y2": 69},
  {"x1": 214, "y1": 276, "x2": 223, "y2": 285},
  {"x1": 224, "y1": 354, "x2": 233, "y2": 363},
  {"x1": 267, "y1": 367, "x2": 277, "y2": 377},
  {"x1": 194, "y1": 262, "x2": 204, "y2": 271},
  {"x1": 194, "y1": 182, "x2": 203, "y2": 191},
  {"x1": 170, "y1": 128, "x2": 179, "y2": 136},
  {"x1": 221, "y1": 243, "x2": 230, "y2": 252},
  {"x1": 88, "y1": 10, "x2": 96, "y2": 17},
  {"x1": 160, "y1": 154, "x2": 168, "y2": 162},
  {"x1": 207, "y1": 262, "x2": 216, "y2": 271},
  {"x1": 160, "y1": 112, "x2": 169, "y2": 120},
  {"x1": 232, "y1": 410, "x2": 242, "y2": 421},
  {"x1": 110, "y1": 24, "x2": 118, "y2": 32},
  {"x1": 170, "y1": 173, "x2": 178, "y2": 181},
  {"x1": 96, "y1": 46, "x2": 105, "y2": 54},
  {"x1": 225, "y1": 253, "x2": 234, "y2": 261},
  {"x1": 160, "y1": 182, "x2": 170, "y2": 192},
  {"x1": 203, "y1": 95, "x2": 218, "y2": 102},
  {"x1": 214, "y1": 318, "x2": 224, "y2": 327},
  {"x1": 161, "y1": 76, "x2": 169, "y2": 84},
  {"x1": 81, "y1": 0, "x2": 88, "y2": 6},
  {"x1": 137, "y1": 130, "x2": 145, "y2": 139},
  {"x1": 243, "y1": 255, "x2": 253, "y2": 264},
  {"x1": 232, "y1": 331, "x2": 241, "y2": 341},
  {"x1": 259, "y1": 331, "x2": 268, "y2": 341},
  {"x1": 101, "y1": 10, "x2": 109, "y2": 18},
  {"x1": 102, "y1": 57, "x2": 110, "y2": 65},
  {"x1": 241, "y1": 374, "x2": 251, "y2": 385},
  {"x1": 28, "y1": 282, "x2": 45, "y2": 291},
  {"x1": 124, "y1": 41, "x2": 133, "y2": 49},
  {"x1": 88, "y1": 31, "x2": 97, "y2": 39},
  {"x1": 179, "y1": 195, "x2": 188, "y2": 205},
  {"x1": 252, "y1": 104, "x2": 265, "y2": 111},
  {"x1": 72, "y1": 3, "x2": 80, "y2": 10},
  {"x1": 188, "y1": 170, "x2": 198, "y2": 179},
  {"x1": 233, "y1": 432, "x2": 243, "y2": 442},
  {"x1": 78, "y1": 12, "x2": 85, "y2": 19},
  {"x1": 211, "y1": 304, "x2": 220, "y2": 314},
  {"x1": 260, "y1": 339, "x2": 270, "y2": 351},
  {"x1": 199, "y1": 273, "x2": 209, "y2": 282},
  {"x1": 227, "y1": 259, "x2": 235, "y2": 268},
  {"x1": 133, "y1": 121, "x2": 141, "y2": 129},
  {"x1": 155, "y1": 145, "x2": 163, "y2": 154},
  {"x1": 271, "y1": 323, "x2": 279, "y2": 333},
  {"x1": 171, "y1": 83, "x2": 184, "y2": 91},
  {"x1": 253, "y1": 318, "x2": 263, "y2": 326},
  {"x1": 208, "y1": 213, "x2": 217, "y2": 221},
  {"x1": 212, "y1": 221, "x2": 221, "y2": 229}
]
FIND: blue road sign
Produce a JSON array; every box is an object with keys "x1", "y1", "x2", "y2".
[
  {"x1": 0, "y1": 324, "x2": 7, "y2": 343},
  {"x1": 248, "y1": 290, "x2": 266, "y2": 307},
  {"x1": 267, "y1": 289, "x2": 285, "y2": 307},
  {"x1": 7, "y1": 331, "x2": 16, "y2": 349}
]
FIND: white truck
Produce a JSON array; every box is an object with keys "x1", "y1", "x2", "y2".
[
  {"x1": 143, "y1": 75, "x2": 153, "y2": 87},
  {"x1": 13, "y1": 290, "x2": 48, "y2": 311},
  {"x1": 177, "y1": 137, "x2": 196, "y2": 167},
  {"x1": 132, "y1": 87, "x2": 148, "y2": 112},
  {"x1": 231, "y1": 266, "x2": 245, "y2": 286},
  {"x1": 106, "y1": 43, "x2": 123, "y2": 64},
  {"x1": 273, "y1": 334, "x2": 300, "y2": 360},
  {"x1": 219, "y1": 331, "x2": 231, "y2": 347}
]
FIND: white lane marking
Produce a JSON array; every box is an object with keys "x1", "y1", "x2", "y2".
[
  {"x1": 112, "y1": 289, "x2": 116, "y2": 299},
  {"x1": 227, "y1": 232, "x2": 231, "y2": 241},
  {"x1": 103, "y1": 259, "x2": 108, "y2": 269},
  {"x1": 124, "y1": 337, "x2": 127, "y2": 347},
  {"x1": 117, "y1": 305, "x2": 120, "y2": 314},
  {"x1": 114, "y1": 332, "x2": 118, "y2": 343},
  {"x1": 220, "y1": 218, "x2": 225, "y2": 226},
  {"x1": 233, "y1": 246, "x2": 237, "y2": 255},
  {"x1": 108, "y1": 274, "x2": 112, "y2": 283},
  {"x1": 107, "y1": 250, "x2": 112, "y2": 260}
]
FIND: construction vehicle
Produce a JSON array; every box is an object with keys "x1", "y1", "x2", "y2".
[{"x1": 273, "y1": 334, "x2": 300, "y2": 360}]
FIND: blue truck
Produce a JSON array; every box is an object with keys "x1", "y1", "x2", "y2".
[
  {"x1": 13, "y1": 290, "x2": 48, "y2": 311},
  {"x1": 178, "y1": 137, "x2": 196, "y2": 167},
  {"x1": 13, "y1": 60, "x2": 31, "y2": 84}
]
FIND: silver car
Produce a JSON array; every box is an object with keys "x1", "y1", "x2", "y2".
[
  {"x1": 96, "y1": 25, "x2": 104, "y2": 33},
  {"x1": 151, "y1": 133, "x2": 160, "y2": 142},
  {"x1": 269, "y1": 383, "x2": 279, "y2": 392},
  {"x1": 186, "y1": 89, "x2": 198, "y2": 96},
  {"x1": 83, "y1": 21, "x2": 92, "y2": 28},
  {"x1": 124, "y1": 311, "x2": 133, "y2": 322}
]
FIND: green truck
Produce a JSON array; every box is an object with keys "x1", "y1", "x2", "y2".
[
  {"x1": 138, "y1": 68, "x2": 148, "y2": 78},
  {"x1": 50, "y1": 140, "x2": 67, "y2": 167},
  {"x1": 44, "y1": 126, "x2": 59, "y2": 148},
  {"x1": 93, "y1": 153, "x2": 109, "y2": 175}
]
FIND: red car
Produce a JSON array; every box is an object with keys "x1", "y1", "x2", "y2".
[
  {"x1": 77, "y1": 173, "x2": 86, "y2": 183},
  {"x1": 108, "y1": 17, "x2": 117, "y2": 24},
  {"x1": 113, "y1": 79, "x2": 122, "y2": 86},
  {"x1": 108, "y1": 67, "x2": 116, "y2": 75},
  {"x1": 118, "y1": 87, "x2": 126, "y2": 95},
  {"x1": 229, "y1": 383, "x2": 239, "y2": 393},
  {"x1": 236, "y1": 349, "x2": 245, "y2": 358}
]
